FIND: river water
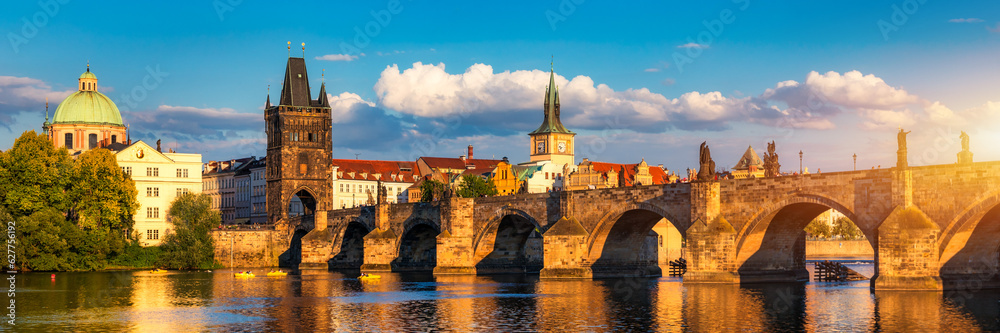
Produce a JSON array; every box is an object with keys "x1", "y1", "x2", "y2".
[{"x1": 10, "y1": 262, "x2": 1000, "y2": 332}]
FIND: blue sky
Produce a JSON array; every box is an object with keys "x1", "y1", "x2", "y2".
[{"x1": 2, "y1": 1, "x2": 998, "y2": 174}]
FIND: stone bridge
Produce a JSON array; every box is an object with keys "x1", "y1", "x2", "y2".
[{"x1": 280, "y1": 161, "x2": 1000, "y2": 291}]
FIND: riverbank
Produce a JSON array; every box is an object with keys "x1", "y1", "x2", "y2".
[{"x1": 806, "y1": 240, "x2": 874, "y2": 260}]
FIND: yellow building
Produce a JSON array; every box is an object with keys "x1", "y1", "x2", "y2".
[
  {"x1": 113, "y1": 141, "x2": 202, "y2": 245},
  {"x1": 731, "y1": 145, "x2": 765, "y2": 179},
  {"x1": 43, "y1": 64, "x2": 127, "y2": 154},
  {"x1": 492, "y1": 159, "x2": 523, "y2": 195}
]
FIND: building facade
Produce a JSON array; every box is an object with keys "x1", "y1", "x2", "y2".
[
  {"x1": 332, "y1": 159, "x2": 418, "y2": 209},
  {"x1": 113, "y1": 141, "x2": 202, "y2": 246},
  {"x1": 249, "y1": 158, "x2": 267, "y2": 224}
]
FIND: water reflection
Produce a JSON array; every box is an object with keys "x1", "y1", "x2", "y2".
[{"x1": 13, "y1": 265, "x2": 1000, "y2": 332}]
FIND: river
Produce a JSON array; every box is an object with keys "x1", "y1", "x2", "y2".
[{"x1": 10, "y1": 262, "x2": 1000, "y2": 332}]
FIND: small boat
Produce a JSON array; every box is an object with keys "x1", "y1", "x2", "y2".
[
  {"x1": 150, "y1": 269, "x2": 168, "y2": 274},
  {"x1": 234, "y1": 271, "x2": 255, "y2": 278},
  {"x1": 266, "y1": 270, "x2": 287, "y2": 277},
  {"x1": 359, "y1": 274, "x2": 381, "y2": 281}
]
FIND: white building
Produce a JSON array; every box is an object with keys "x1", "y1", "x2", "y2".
[
  {"x1": 517, "y1": 161, "x2": 572, "y2": 193},
  {"x1": 202, "y1": 157, "x2": 253, "y2": 225},
  {"x1": 332, "y1": 159, "x2": 419, "y2": 209},
  {"x1": 112, "y1": 141, "x2": 202, "y2": 246}
]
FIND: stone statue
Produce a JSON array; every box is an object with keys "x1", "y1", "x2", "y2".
[
  {"x1": 763, "y1": 140, "x2": 780, "y2": 177},
  {"x1": 366, "y1": 189, "x2": 375, "y2": 206},
  {"x1": 156, "y1": 139, "x2": 162, "y2": 152},
  {"x1": 897, "y1": 128, "x2": 910, "y2": 151},
  {"x1": 697, "y1": 141, "x2": 716, "y2": 181},
  {"x1": 960, "y1": 131, "x2": 969, "y2": 151},
  {"x1": 376, "y1": 180, "x2": 387, "y2": 204}
]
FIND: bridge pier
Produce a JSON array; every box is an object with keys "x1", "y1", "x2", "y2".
[
  {"x1": 299, "y1": 210, "x2": 332, "y2": 269},
  {"x1": 539, "y1": 217, "x2": 593, "y2": 279},
  {"x1": 434, "y1": 197, "x2": 477, "y2": 275},
  {"x1": 873, "y1": 205, "x2": 943, "y2": 290},
  {"x1": 684, "y1": 182, "x2": 740, "y2": 283}
]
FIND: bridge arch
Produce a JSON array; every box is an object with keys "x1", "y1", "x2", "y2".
[
  {"x1": 392, "y1": 217, "x2": 440, "y2": 271},
  {"x1": 734, "y1": 193, "x2": 865, "y2": 282},
  {"x1": 329, "y1": 218, "x2": 370, "y2": 269},
  {"x1": 939, "y1": 190, "x2": 1000, "y2": 283},
  {"x1": 586, "y1": 202, "x2": 684, "y2": 278},
  {"x1": 472, "y1": 207, "x2": 544, "y2": 273}
]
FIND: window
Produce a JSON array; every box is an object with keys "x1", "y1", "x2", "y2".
[
  {"x1": 147, "y1": 229, "x2": 160, "y2": 240},
  {"x1": 146, "y1": 187, "x2": 159, "y2": 197},
  {"x1": 121, "y1": 166, "x2": 132, "y2": 175},
  {"x1": 146, "y1": 167, "x2": 159, "y2": 177},
  {"x1": 340, "y1": 184, "x2": 344, "y2": 192},
  {"x1": 176, "y1": 169, "x2": 189, "y2": 178},
  {"x1": 88, "y1": 133, "x2": 98, "y2": 149},
  {"x1": 146, "y1": 207, "x2": 159, "y2": 218},
  {"x1": 176, "y1": 188, "x2": 189, "y2": 197},
  {"x1": 111, "y1": 135, "x2": 117, "y2": 143},
  {"x1": 64, "y1": 133, "x2": 73, "y2": 148}
]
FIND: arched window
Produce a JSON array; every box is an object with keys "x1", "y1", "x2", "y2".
[
  {"x1": 88, "y1": 134, "x2": 98, "y2": 149},
  {"x1": 111, "y1": 135, "x2": 117, "y2": 143},
  {"x1": 64, "y1": 133, "x2": 73, "y2": 148}
]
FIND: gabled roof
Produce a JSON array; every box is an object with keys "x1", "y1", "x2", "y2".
[
  {"x1": 333, "y1": 159, "x2": 418, "y2": 183},
  {"x1": 419, "y1": 157, "x2": 503, "y2": 171},
  {"x1": 512, "y1": 165, "x2": 543, "y2": 181},
  {"x1": 734, "y1": 145, "x2": 764, "y2": 170},
  {"x1": 582, "y1": 160, "x2": 672, "y2": 186}
]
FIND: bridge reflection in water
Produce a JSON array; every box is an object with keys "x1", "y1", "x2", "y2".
[{"x1": 15, "y1": 268, "x2": 998, "y2": 331}]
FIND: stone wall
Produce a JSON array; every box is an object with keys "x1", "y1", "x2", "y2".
[
  {"x1": 805, "y1": 240, "x2": 874, "y2": 259},
  {"x1": 211, "y1": 229, "x2": 286, "y2": 268}
]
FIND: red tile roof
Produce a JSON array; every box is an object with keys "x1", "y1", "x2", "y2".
[
  {"x1": 585, "y1": 161, "x2": 672, "y2": 186},
  {"x1": 333, "y1": 159, "x2": 418, "y2": 183},
  {"x1": 420, "y1": 157, "x2": 503, "y2": 171}
]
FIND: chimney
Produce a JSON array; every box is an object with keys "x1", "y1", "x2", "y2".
[
  {"x1": 658, "y1": 164, "x2": 664, "y2": 169},
  {"x1": 468, "y1": 145, "x2": 474, "y2": 160},
  {"x1": 460, "y1": 155, "x2": 467, "y2": 162}
]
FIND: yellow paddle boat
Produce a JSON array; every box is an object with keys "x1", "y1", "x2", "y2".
[
  {"x1": 266, "y1": 270, "x2": 288, "y2": 277},
  {"x1": 234, "y1": 271, "x2": 255, "y2": 278},
  {"x1": 150, "y1": 269, "x2": 168, "y2": 274},
  {"x1": 359, "y1": 273, "x2": 381, "y2": 281}
]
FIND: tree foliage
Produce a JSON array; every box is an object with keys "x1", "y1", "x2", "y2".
[
  {"x1": 69, "y1": 149, "x2": 139, "y2": 233},
  {"x1": 803, "y1": 211, "x2": 865, "y2": 240},
  {"x1": 457, "y1": 174, "x2": 497, "y2": 198},
  {"x1": 157, "y1": 193, "x2": 221, "y2": 269},
  {"x1": 419, "y1": 179, "x2": 447, "y2": 202},
  {"x1": 804, "y1": 217, "x2": 832, "y2": 239},
  {"x1": 0, "y1": 130, "x2": 73, "y2": 217},
  {"x1": 832, "y1": 217, "x2": 864, "y2": 240},
  {"x1": 0, "y1": 131, "x2": 141, "y2": 271}
]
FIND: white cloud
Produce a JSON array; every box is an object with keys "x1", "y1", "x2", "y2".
[
  {"x1": 0, "y1": 76, "x2": 77, "y2": 126},
  {"x1": 949, "y1": 18, "x2": 983, "y2": 23},
  {"x1": 661, "y1": 78, "x2": 676, "y2": 86},
  {"x1": 316, "y1": 54, "x2": 360, "y2": 61},
  {"x1": 644, "y1": 68, "x2": 661, "y2": 72},
  {"x1": 676, "y1": 43, "x2": 709, "y2": 49}
]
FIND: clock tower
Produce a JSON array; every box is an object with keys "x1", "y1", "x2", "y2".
[{"x1": 528, "y1": 63, "x2": 575, "y2": 166}]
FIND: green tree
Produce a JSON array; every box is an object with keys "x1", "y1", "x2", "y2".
[
  {"x1": 68, "y1": 148, "x2": 139, "y2": 236},
  {"x1": 0, "y1": 131, "x2": 73, "y2": 218},
  {"x1": 157, "y1": 193, "x2": 221, "y2": 269},
  {"x1": 832, "y1": 217, "x2": 864, "y2": 240},
  {"x1": 804, "y1": 217, "x2": 832, "y2": 239},
  {"x1": 419, "y1": 179, "x2": 447, "y2": 202},
  {"x1": 457, "y1": 174, "x2": 498, "y2": 198}
]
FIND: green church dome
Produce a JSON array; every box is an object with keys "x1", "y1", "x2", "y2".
[{"x1": 52, "y1": 69, "x2": 124, "y2": 126}]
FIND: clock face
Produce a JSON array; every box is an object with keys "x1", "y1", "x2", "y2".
[
  {"x1": 558, "y1": 142, "x2": 566, "y2": 153},
  {"x1": 536, "y1": 141, "x2": 545, "y2": 153}
]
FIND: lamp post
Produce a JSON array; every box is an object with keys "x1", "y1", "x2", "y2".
[
  {"x1": 799, "y1": 150, "x2": 803, "y2": 174},
  {"x1": 853, "y1": 153, "x2": 857, "y2": 171}
]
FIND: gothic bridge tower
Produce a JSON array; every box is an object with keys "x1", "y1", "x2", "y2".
[{"x1": 265, "y1": 56, "x2": 332, "y2": 231}]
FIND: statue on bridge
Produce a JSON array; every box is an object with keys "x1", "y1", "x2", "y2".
[
  {"x1": 897, "y1": 128, "x2": 911, "y2": 168},
  {"x1": 958, "y1": 131, "x2": 973, "y2": 164},
  {"x1": 763, "y1": 140, "x2": 780, "y2": 177},
  {"x1": 697, "y1": 141, "x2": 716, "y2": 181},
  {"x1": 377, "y1": 180, "x2": 387, "y2": 205}
]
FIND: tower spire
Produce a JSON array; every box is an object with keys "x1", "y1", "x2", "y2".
[
  {"x1": 44, "y1": 97, "x2": 49, "y2": 122},
  {"x1": 266, "y1": 84, "x2": 271, "y2": 108},
  {"x1": 530, "y1": 58, "x2": 572, "y2": 135}
]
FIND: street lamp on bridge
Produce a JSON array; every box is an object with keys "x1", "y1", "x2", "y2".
[
  {"x1": 799, "y1": 150, "x2": 803, "y2": 174},
  {"x1": 853, "y1": 153, "x2": 857, "y2": 171}
]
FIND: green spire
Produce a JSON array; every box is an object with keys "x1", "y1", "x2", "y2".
[{"x1": 530, "y1": 60, "x2": 573, "y2": 135}]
